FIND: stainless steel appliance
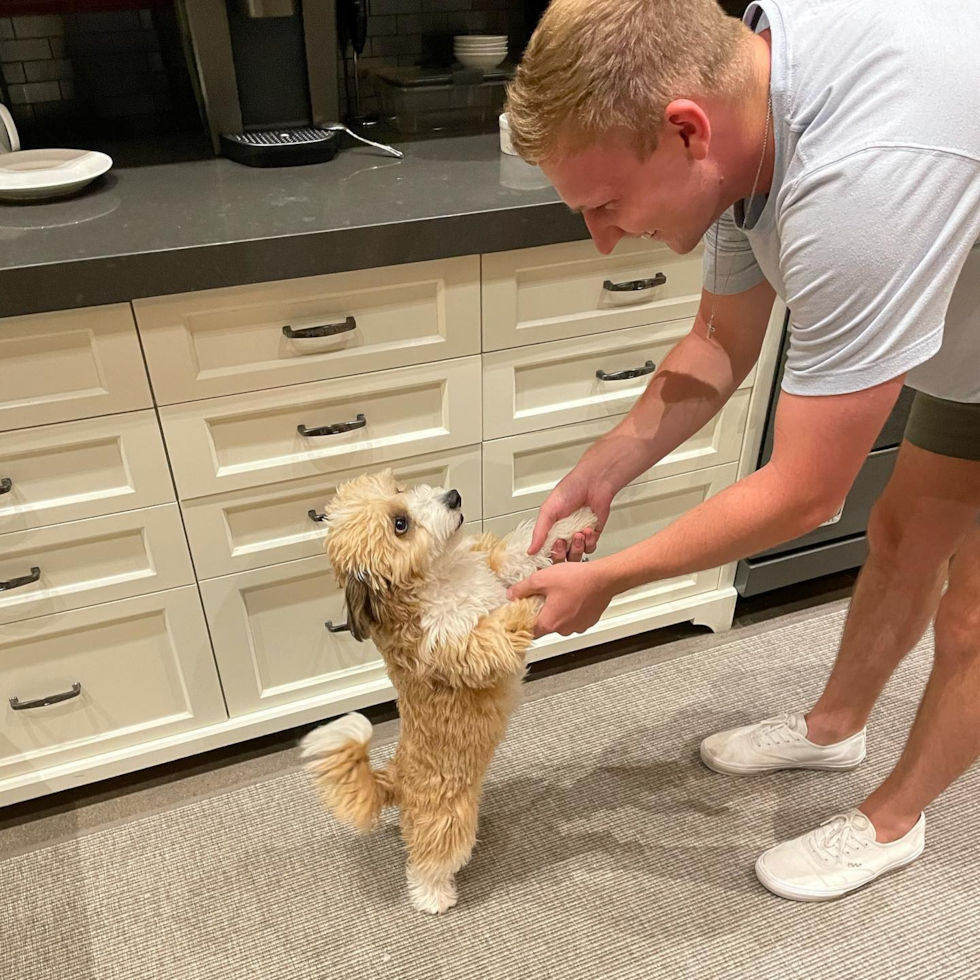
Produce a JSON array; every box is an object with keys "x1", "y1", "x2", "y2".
[
  {"x1": 735, "y1": 311, "x2": 917, "y2": 596},
  {"x1": 178, "y1": 0, "x2": 341, "y2": 164}
]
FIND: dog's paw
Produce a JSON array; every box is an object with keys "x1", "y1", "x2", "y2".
[
  {"x1": 548, "y1": 506, "x2": 599, "y2": 544},
  {"x1": 407, "y1": 868, "x2": 458, "y2": 915},
  {"x1": 299, "y1": 712, "x2": 372, "y2": 758}
]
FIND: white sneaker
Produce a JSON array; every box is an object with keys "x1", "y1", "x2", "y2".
[
  {"x1": 700, "y1": 711, "x2": 866, "y2": 775},
  {"x1": 756, "y1": 809, "x2": 926, "y2": 902}
]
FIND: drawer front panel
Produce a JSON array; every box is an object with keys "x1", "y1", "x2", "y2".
[
  {"x1": 0, "y1": 411, "x2": 174, "y2": 534},
  {"x1": 483, "y1": 320, "x2": 694, "y2": 439},
  {"x1": 0, "y1": 504, "x2": 195, "y2": 625},
  {"x1": 134, "y1": 256, "x2": 481, "y2": 404},
  {"x1": 482, "y1": 388, "x2": 752, "y2": 518},
  {"x1": 200, "y1": 530, "x2": 483, "y2": 717},
  {"x1": 483, "y1": 463, "x2": 738, "y2": 621},
  {"x1": 0, "y1": 587, "x2": 226, "y2": 780},
  {"x1": 160, "y1": 355, "x2": 483, "y2": 499},
  {"x1": 182, "y1": 445, "x2": 484, "y2": 579},
  {"x1": 0, "y1": 305, "x2": 152, "y2": 432},
  {"x1": 482, "y1": 238, "x2": 704, "y2": 351}
]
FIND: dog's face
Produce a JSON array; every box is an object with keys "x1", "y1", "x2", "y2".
[{"x1": 323, "y1": 469, "x2": 465, "y2": 639}]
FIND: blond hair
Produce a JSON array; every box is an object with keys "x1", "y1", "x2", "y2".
[{"x1": 506, "y1": 0, "x2": 753, "y2": 163}]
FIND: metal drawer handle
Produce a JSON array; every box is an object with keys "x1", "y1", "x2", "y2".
[
  {"x1": 325, "y1": 620, "x2": 350, "y2": 633},
  {"x1": 283, "y1": 316, "x2": 357, "y2": 340},
  {"x1": 309, "y1": 509, "x2": 328, "y2": 523},
  {"x1": 602, "y1": 272, "x2": 667, "y2": 293},
  {"x1": 298, "y1": 413, "x2": 366, "y2": 438},
  {"x1": 596, "y1": 360, "x2": 656, "y2": 382},
  {"x1": 0, "y1": 566, "x2": 40, "y2": 592},
  {"x1": 0, "y1": 477, "x2": 11, "y2": 495},
  {"x1": 10, "y1": 681, "x2": 81, "y2": 711}
]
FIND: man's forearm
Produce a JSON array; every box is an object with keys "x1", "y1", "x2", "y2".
[
  {"x1": 597, "y1": 463, "x2": 837, "y2": 592},
  {"x1": 581, "y1": 323, "x2": 746, "y2": 492}
]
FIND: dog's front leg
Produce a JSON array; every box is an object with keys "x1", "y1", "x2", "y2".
[
  {"x1": 422, "y1": 598, "x2": 539, "y2": 688},
  {"x1": 481, "y1": 508, "x2": 599, "y2": 587}
]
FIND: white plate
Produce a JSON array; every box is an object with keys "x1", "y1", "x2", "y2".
[
  {"x1": 0, "y1": 148, "x2": 113, "y2": 202},
  {"x1": 0, "y1": 104, "x2": 20, "y2": 154}
]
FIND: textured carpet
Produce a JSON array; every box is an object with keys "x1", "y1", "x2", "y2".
[{"x1": 3, "y1": 607, "x2": 977, "y2": 980}]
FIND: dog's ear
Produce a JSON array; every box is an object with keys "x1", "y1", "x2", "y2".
[{"x1": 344, "y1": 576, "x2": 375, "y2": 642}]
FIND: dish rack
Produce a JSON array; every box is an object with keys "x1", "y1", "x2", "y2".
[{"x1": 369, "y1": 65, "x2": 515, "y2": 135}]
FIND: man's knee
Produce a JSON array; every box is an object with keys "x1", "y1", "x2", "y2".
[
  {"x1": 866, "y1": 497, "x2": 908, "y2": 565},
  {"x1": 866, "y1": 492, "x2": 964, "y2": 572},
  {"x1": 934, "y1": 530, "x2": 980, "y2": 668},
  {"x1": 934, "y1": 583, "x2": 980, "y2": 668}
]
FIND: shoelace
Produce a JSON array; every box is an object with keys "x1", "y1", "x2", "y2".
[
  {"x1": 752, "y1": 713, "x2": 802, "y2": 748},
  {"x1": 809, "y1": 814, "x2": 872, "y2": 865}
]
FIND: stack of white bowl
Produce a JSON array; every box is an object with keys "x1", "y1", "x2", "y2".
[{"x1": 454, "y1": 34, "x2": 508, "y2": 71}]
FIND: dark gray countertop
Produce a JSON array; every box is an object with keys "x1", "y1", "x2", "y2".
[{"x1": 0, "y1": 133, "x2": 589, "y2": 318}]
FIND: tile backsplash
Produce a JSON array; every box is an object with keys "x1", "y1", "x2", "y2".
[
  {"x1": 1, "y1": 0, "x2": 531, "y2": 141},
  {"x1": 0, "y1": 9, "x2": 184, "y2": 136}
]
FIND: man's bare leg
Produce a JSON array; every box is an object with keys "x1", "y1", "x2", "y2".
[
  {"x1": 804, "y1": 443, "x2": 980, "y2": 747},
  {"x1": 860, "y1": 522, "x2": 980, "y2": 841}
]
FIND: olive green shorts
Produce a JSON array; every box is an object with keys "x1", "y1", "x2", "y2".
[{"x1": 904, "y1": 391, "x2": 980, "y2": 461}]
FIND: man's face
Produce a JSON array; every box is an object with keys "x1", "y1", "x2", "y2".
[{"x1": 540, "y1": 134, "x2": 721, "y2": 256}]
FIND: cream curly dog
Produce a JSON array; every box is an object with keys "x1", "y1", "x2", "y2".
[{"x1": 299, "y1": 468, "x2": 596, "y2": 913}]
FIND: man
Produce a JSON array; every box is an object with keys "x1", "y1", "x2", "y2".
[{"x1": 503, "y1": 0, "x2": 980, "y2": 902}]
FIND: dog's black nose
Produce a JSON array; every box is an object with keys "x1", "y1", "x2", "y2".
[{"x1": 443, "y1": 489, "x2": 462, "y2": 510}]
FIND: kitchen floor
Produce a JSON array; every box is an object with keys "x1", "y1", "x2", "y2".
[{"x1": 0, "y1": 571, "x2": 857, "y2": 858}]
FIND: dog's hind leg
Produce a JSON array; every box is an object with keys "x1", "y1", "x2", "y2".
[
  {"x1": 402, "y1": 799, "x2": 479, "y2": 914},
  {"x1": 300, "y1": 713, "x2": 396, "y2": 832}
]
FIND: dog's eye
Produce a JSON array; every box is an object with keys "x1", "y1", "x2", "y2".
[{"x1": 393, "y1": 515, "x2": 410, "y2": 535}]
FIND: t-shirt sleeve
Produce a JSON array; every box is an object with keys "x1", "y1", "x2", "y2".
[
  {"x1": 701, "y1": 206, "x2": 768, "y2": 296},
  {"x1": 777, "y1": 147, "x2": 980, "y2": 396}
]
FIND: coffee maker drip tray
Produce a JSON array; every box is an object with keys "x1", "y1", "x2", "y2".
[{"x1": 219, "y1": 128, "x2": 343, "y2": 168}]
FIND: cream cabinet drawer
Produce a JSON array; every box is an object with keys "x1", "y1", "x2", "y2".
[
  {"x1": 160, "y1": 355, "x2": 483, "y2": 499},
  {"x1": 200, "y1": 531, "x2": 478, "y2": 718},
  {"x1": 134, "y1": 256, "x2": 481, "y2": 404},
  {"x1": 0, "y1": 305, "x2": 152, "y2": 432},
  {"x1": 182, "y1": 445, "x2": 483, "y2": 579},
  {"x1": 483, "y1": 320, "x2": 695, "y2": 439},
  {"x1": 0, "y1": 504, "x2": 195, "y2": 626},
  {"x1": 483, "y1": 463, "x2": 738, "y2": 620},
  {"x1": 0, "y1": 411, "x2": 174, "y2": 534},
  {"x1": 482, "y1": 238, "x2": 703, "y2": 351},
  {"x1": 482, "y1": 388, "x2": 752, "y2": 518},
  {"x1": 0, "y1": 586, "x2": 226, "y2": 781}
]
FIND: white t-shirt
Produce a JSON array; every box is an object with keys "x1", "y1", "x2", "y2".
[{"x1": 703, "y1": 0, "x2": 980, "y2": 402}]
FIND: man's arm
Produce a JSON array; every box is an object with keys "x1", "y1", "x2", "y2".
[
  {"x1": 598, "y1": 375, "x2": 905, "y2": 590},
  {"x1": 578, "y1": 279, "x2": 777, "y2": 493}
]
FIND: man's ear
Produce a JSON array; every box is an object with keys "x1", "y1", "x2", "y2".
[{"x1": 344, "y1": 576, "x2": 375, "y2": 642}]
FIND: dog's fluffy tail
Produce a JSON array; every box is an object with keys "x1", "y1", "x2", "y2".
[{"x1": 300, "y1": 713, "x2": 395, "y2": 832}]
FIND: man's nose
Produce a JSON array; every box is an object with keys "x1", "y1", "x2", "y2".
[{"x1": 584, "y1": 213, "x2": 624, "y2": 255}]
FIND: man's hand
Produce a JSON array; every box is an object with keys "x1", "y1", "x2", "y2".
[
  {"x1": 507, "y1": 560, "x2": 616, "y2": 638},
  {"x1": 528, "y1": 467, "x2": 615, "y2": 561}
]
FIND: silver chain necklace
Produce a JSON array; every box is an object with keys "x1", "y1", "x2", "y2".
[{"x1": 706, "y1": 90, "x2": 772, "y2": 336}]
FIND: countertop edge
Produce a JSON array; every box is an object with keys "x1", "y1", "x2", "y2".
[{"x1": 0, "y1": 202, "x2": 590, "y2": 318}]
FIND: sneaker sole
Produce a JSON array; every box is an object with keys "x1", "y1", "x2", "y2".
[
  {"x1": 699, "y1": 743, "x2": 866, "y2": 776},
  {"x1": 754, "y1": 844, "x2": 925, "y2": 902}
]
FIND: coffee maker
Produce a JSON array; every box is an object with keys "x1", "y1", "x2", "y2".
[{"x1": 179, "y1": 0, "x2": 397, "y2": 166}]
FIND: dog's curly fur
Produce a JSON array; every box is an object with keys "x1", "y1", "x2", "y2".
[{"x1": 299, "y1": 468, "x2": 596, "y2": 913}]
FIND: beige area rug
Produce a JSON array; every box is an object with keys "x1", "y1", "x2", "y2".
[{"x1": 3, "y1": 608, "x2": 977, "y2": 980}]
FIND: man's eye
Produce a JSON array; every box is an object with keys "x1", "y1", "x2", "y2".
[{"x1": 393, "y1": 516, "x2": 410, "y2": 535}]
